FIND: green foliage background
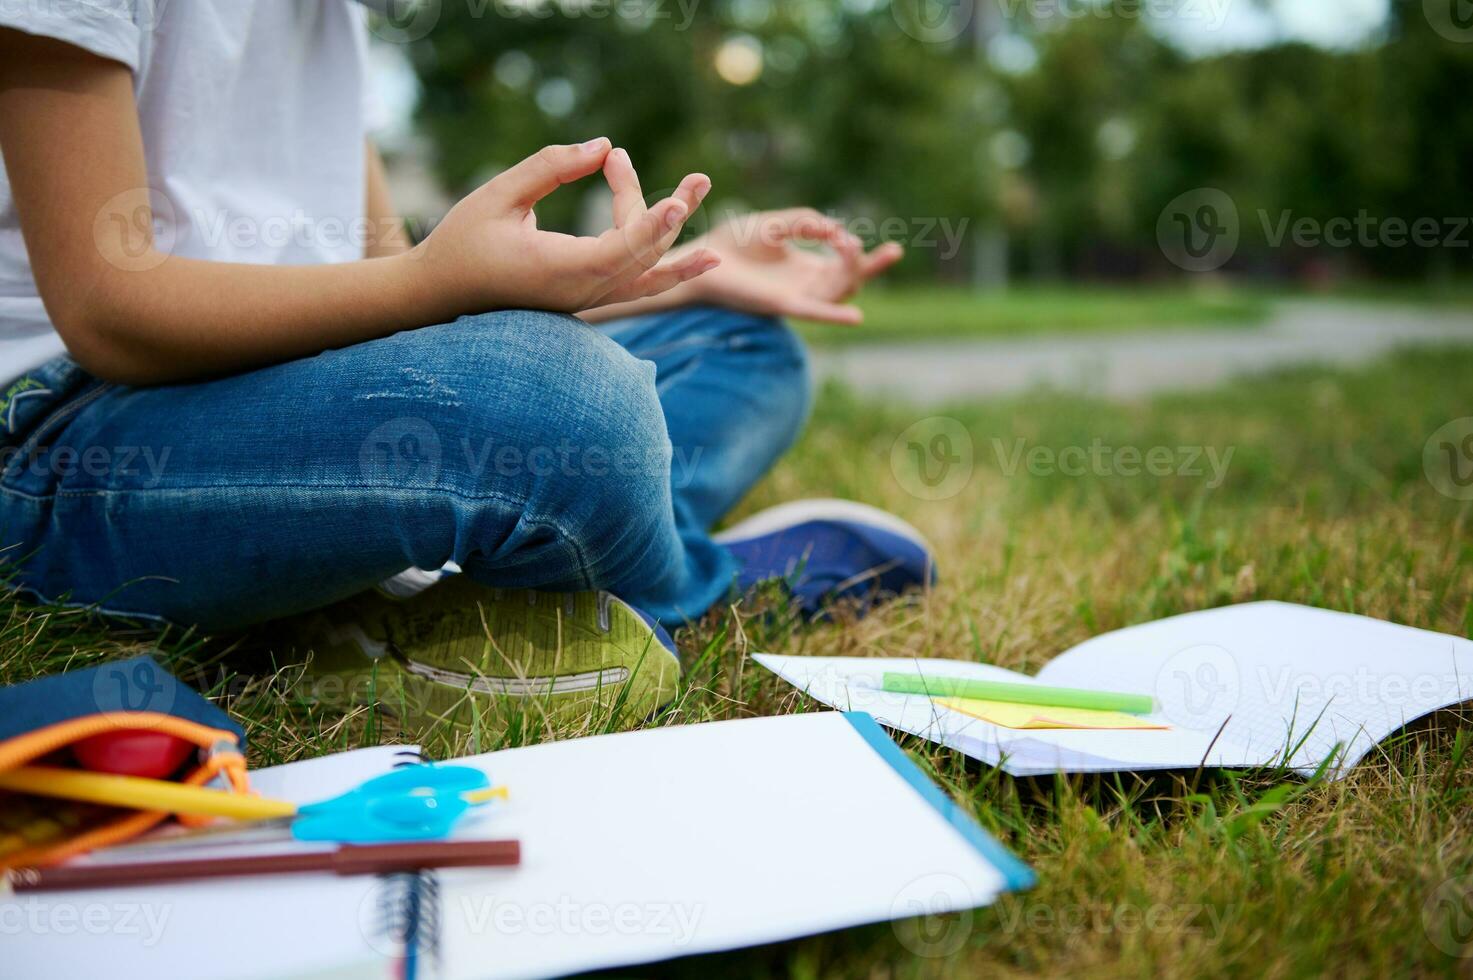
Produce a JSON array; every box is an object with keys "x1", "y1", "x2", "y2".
[{"x1": 405, "y1": 0, "x2": 1472, "y2": 281}]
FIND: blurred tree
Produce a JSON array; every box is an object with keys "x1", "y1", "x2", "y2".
[
  {"x1": 409, "y1": 0, "x2": 991, "y2": 271},
  {"x1": 405, "y1": 0, "x2": 1470, "y2": 283}
]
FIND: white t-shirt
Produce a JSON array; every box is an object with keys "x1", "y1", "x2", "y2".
[{"x1": 0, "y1": 0, "x2": 371, "y2": 382}]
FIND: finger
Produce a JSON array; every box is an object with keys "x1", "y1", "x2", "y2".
[
  {"x1": 859, "y1": 241, "x2": 904, "y2": 280},
  {"x1": 778, "y1": 295, "x2": 864, "y2": 325},
  {"x1": 602, "y1": 248, "x2": 720, "y2": 305},
  {"x1": 595, "y1": 195, "x2": 690, "y2": 277},
  {"x1": 494, "y1": 138, "x2": 611, "y2": 211},
  {"x1": 761, "y1": 207, "x2": 848, "y2": 248},
  {"x1": 833, "y1": 228, "x2": 864, "y2": 277},
  {"x1": 603, "y1": 147, "x2": 644, "y2": 227},
  {"x1": 671, "y1": 172, "x2": 711, "y2": 221},
  {"x1": 651, "y1": 174, "x2": 711, "y2": 254}
]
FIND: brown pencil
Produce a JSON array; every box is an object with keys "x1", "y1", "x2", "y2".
[{"x1": 4, "y1": 839, "x2": 521, "y2": 893}]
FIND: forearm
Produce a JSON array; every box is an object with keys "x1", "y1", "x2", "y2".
[
  {"x1": 67, "y1": 248, "x2": 457, "y2": 385},
  {"x1": 364, "y1": 139, "x2": 413, "y2": 259},
  {"x1": 1, "y1": 33, "x2": 712, "y2": 385}
]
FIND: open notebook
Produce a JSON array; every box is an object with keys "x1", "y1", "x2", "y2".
[
  {"x1": 4, "y1": 712, "x2": 1031, "y2": 980},
  {"x1": 757, "y1": 602, "x2": 1473, "y2": 778}
]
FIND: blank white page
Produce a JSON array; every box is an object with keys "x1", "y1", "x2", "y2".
[
  {"x1": 436, "y1": 711, "x2": 1031, "y2": 979},
  {"x1": 1037, "y1": 602, "x2": 1473, "y2": 774}
]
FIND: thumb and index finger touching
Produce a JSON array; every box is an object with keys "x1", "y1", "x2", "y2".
[
  {"x1": 497, "y1": 139, "x2": 711, "y2": 275},
  {"x1": 597, "y1": 145, "x2": 713, "y2": 276},
  {"x1": 491, "y1": 140, "x2": 900, "y2": 310}
]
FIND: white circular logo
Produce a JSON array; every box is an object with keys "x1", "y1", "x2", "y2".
[
  {"x1": 611, "y1": 186, "x2": 712, "y2": 265},
  {"x1": 891, "y1": 0, "x2": 975, "y2": 43},
  {"x1": 93, "y1": 187, "x2": 178, "y2": 273},
  {"x1": 1422, "y1": 875, "x2": 1473, "y2": 957},
  {"x1": 1423, "y1": 417, "x2": 1473, "y2": 500},
  {"x1": 891, "y1": 417, "x2": 974, "y2": 501},
  {"x1": 355, "y1": 875, "x2": 439, "y2": 959},
  {"x1": 360, "y1": 417, "x2": 443, "y2": 486},
  {"x1": 368, "y1": 0, "x2": 442, "y2": 43},
  {"x1": 1425, "y1": 0, "x2": 1473, "y2": 42},
  {"x1": 1154, "y1": 644, "x2": 1240, "y2": 731},
  {"x1": 1157, "y1": 188, "x2": 1239, "y2": 273},
  {"x1": 91, "y1": 658, "x2": 177, "y2": 724},
  {"x1": 890, "y1": 872, "x2": 976, "y2": 957}
]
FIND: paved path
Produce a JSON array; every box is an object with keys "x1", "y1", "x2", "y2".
[{"x1": 809, "y1": 301, "x2": 1473, "y2": 402}]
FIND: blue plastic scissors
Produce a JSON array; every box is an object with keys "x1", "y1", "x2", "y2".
[
  {"x1": 291, "y1": 762, "x2": 497, "y2": 843},
  {"x1": 107, "y1": 763, "x2": 505, "y2": 854}
]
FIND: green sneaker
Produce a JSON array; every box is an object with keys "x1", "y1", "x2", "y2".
[{"x1": 284, "y1": 576, "x2": 682, "y2": 730}]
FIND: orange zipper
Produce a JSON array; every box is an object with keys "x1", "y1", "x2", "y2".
[
  {"x1": 0, "y1": 713, "x2": 251, "y2": 870},
  {"x1": 0, "y1": 712, "x2": 239, "y2": 771}
]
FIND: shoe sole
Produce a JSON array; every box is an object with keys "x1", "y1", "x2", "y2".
[
  {"x1": 712, "y1": 498, "x2": 930, "y2": 557},
  {"x1": 712, "y1": 498, "x2": 938, "y2": 617},
  {"x1": 312, "y1": 579, "x2": 681, "y2": 729},
  {"x1": 713, "y1": 498, "x2": 934, "y2": 553}
]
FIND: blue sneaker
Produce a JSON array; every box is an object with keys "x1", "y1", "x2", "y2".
[{"x1": 713, "y1": 499, "x2": 937, "y2": 618}]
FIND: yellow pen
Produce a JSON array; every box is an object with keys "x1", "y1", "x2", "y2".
[
  {"x1": 0, "y1": 765, "x2": 507, "y2": 826},
  {"x1": 0, "y1": 766, "x2": 297, "y2": 821}
]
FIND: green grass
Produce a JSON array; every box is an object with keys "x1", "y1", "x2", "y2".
[
  {"x1": 797, "y1": 280, "x2": 1473, "y2": 347},
  {"x1": 1305, "y1": 281, "x2": 1473, "y2": 311},
  {"x1": 796, "y1": 284, "x2": 1273, "y2": 346},
  {"x1": 5, "y1": 345, "x2": 1473, "y2": 976},
  {"x1": 798, "y1": 284, "x2": 1272, "y2": 346}
]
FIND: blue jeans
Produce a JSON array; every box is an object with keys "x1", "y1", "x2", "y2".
[{"x1": 0, "y1": 307, "x2": 812, "y2": 629}]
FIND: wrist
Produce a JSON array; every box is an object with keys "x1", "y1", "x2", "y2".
[{"x1": 389, "y1": 243, "x2": 468, "y2": 325}]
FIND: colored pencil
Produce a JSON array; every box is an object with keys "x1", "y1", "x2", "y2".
[{"x1": 4, "y1": 839, "x2": 521, "y2": 893}]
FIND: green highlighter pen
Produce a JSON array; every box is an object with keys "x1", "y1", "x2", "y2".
[{"x1": 881, "y1": 672, "x2": 1155, "y2": 715}]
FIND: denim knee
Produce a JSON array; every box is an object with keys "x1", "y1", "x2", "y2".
[
  {"x1": 730, "y1": 312, "x2": 813, "y2": 445},
  {"x1": 438, "y1": 310, "x2": 674, "y2": 578},
  {"x1": 451, "y1": 307, "x2": 672, "y2": 472}
]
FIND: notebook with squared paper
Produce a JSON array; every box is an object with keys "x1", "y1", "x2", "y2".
[{"x1": 756, "y1": 602, "x2": 1473, "y2": 778}]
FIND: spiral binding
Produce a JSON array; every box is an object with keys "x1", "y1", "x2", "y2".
[{"x1": 371, "y1": 749, "x2": 443, "y2": 980}]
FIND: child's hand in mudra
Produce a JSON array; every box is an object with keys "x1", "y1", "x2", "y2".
[
  {"x1": 416, "y1": 138, "x2": 719, "y2": 315},
  {"x1": 672, "y1": 209, "x2": 904, "y2": 324}
]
